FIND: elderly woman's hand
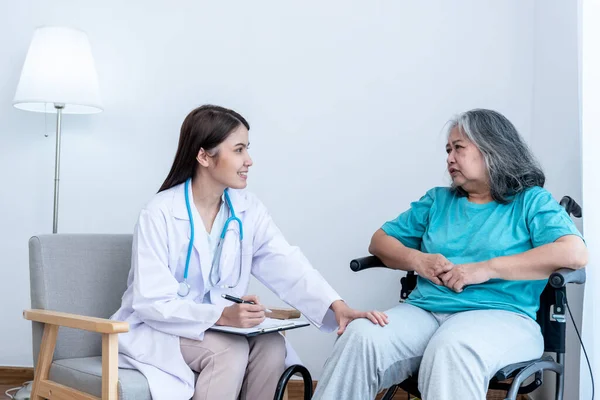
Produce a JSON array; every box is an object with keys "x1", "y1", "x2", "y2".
[
  {"x1": 439, "y1": 262, "x2": 492, "y2": 292},
  {"x1": 414, "y1": 253, "x2": 454, "y2": 285}
]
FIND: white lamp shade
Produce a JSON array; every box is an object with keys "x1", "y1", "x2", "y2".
[{"x1": 13, "y1": 26, "x2": 103, "y2": 114}]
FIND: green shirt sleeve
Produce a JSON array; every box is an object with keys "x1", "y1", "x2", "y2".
[
  {"x1": 381, "y1": 190, "x2": 434, "y2": 250},
  {"x1": 525, "y1": 188, "x2": 583, "y2": 247}
]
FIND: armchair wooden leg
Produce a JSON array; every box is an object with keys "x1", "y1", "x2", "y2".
[
  {"x1": 101, "y1": 333, "x2": 119, "y2": 400},
  {"x1": 31, "y1": 324, "x2": 59, "y2": 400}
]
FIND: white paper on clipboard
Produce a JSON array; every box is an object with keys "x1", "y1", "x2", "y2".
[{"x1": 208, "y1": 318, "x2": 310, "y2": 337}]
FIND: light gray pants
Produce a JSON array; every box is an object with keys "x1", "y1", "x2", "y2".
[{"x1": 313, "y1": 303, "x2": 544, "y2": 400}]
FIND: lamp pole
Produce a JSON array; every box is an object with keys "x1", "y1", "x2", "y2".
[{"x1": 53, "y1": 103, "x2": 64, "y2": 234}]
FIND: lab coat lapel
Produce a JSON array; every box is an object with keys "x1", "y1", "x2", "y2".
[
  {"x1": 171, "y1": 182, "x2": 190, "y2": 220},
  {"x1": 216, "y1": 221, "x2": 242, "y2": 283},
  {"x1": 189, "y1": 205, "x2": 212, "y2": 288},
  {"x1": 172, "y1": 182, "x2": 213, "y2": 287},
  {"x1": 213, "y1": 189, "x2": 249, "y2": 286},
  {"x1": 225, "y1": 188, "x2": 249, "y2": 214}
]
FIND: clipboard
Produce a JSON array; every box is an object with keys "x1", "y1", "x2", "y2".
[{"x1": 208, "y1": 318, "x2": 310, "y2": 337}]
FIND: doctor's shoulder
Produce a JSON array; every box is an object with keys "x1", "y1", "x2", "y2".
[{"x1": 136, "y1": 184, "x2": 180, "y2": 224}]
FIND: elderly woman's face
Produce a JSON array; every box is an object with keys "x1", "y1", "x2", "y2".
[{"x1": 446, "y1": 127, "x2": 489, "y2": 192}]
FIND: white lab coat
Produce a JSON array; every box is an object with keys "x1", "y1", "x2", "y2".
[{"x1": 110, "y1": 182, "x2": 341, "y2": 400}]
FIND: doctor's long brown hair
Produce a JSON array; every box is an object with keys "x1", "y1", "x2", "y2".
[{"x1": 158, "y1": 105, "x2": 250, "y2": 193}]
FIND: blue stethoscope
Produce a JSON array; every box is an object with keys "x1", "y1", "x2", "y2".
[{"x1": 177, "y1": 178, "x2": 244, "y2": 297}]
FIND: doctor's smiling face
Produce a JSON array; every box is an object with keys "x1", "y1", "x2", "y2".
[
  {"x1": 158, "y1": 105, "x2": 251, "y2": 193},
  {"x1": 198, "y1": 124, "x2": 253, "y2": 190}
]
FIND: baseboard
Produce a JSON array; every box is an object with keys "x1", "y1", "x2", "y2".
[
  {"x1": 286, "y1": 380, "x2": 531, "y2": 400},
  {"x1": 0, "y1": 368, "x2": 529, "y2": 400},
  {"x1": 286, "y1": 380, "x2": 410, "y2": 399},
  {"x1": 0, "y1": 366, "x2": 34, "y2": 385}
]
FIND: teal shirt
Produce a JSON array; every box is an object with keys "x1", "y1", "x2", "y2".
[{"x1": 381, "y1": 186, "x2": 582, "y2": 319}]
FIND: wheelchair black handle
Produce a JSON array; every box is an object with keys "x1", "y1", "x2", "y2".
[
  {"x1": 560, "y1": 196, "x2": 582, "y2": 218},
  {"x1": 273, "y1": 364, "x2": 313, "y2": 400},
  {"x1": 549, "y1": 268, "x2": 586, "y2": 288},
  {"x1": 350, "y1": 256, "x2": 387, "y2": 272}
]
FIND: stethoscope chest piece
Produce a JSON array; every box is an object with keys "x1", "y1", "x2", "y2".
[{"x1": 177, "y1": 280, "x2": 191, "y2": 297}]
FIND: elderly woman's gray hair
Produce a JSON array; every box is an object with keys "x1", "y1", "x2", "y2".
[{"x1": 448, "y1": 109, "x2": 545, "y2": 203}]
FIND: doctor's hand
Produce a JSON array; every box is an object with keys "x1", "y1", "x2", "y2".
[
  {"x1": 414, "y1": 253, "x2": 454, "y2": 286},
  {"x1": 216, "y1": 295, "x2": 266, "y2": 328},
  {"x1": 439, "y1": 262, "x2": 492, "y2": 293},
  {"x1": 330, "y1": 300, "x2": 389, "y2": 335}
]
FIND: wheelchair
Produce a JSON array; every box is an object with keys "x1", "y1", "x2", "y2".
[{"x1": 349, "y1": 195, "x2": 586, "y2": 400}]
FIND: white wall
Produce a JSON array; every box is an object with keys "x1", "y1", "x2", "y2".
[
  {"x1": 530, "y1": 1, "x2": 583, "y2": 399},
  {"x1": 0, "y1": 0, "x2": 541, "y2": 382},
  {"x1": 580, "y1": 0, "x2": 599, "y2": 398}
]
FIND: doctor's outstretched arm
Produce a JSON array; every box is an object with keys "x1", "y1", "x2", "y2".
[{"x1": 249, "y1": 199, "x2": 388, "y2": 334}]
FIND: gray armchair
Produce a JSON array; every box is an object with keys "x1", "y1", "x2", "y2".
[{"x1": 24, "y1": 234, "x2": 150, "y2": 400}]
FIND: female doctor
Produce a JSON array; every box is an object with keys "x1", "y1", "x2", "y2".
[{"x1": 111, "y1": 104, "x2": 388, "y2": 400}]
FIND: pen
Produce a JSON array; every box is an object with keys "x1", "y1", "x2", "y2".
[
  {"x1": 259, "y1": 323, "x2": 295, "y2": 334},
  {"x1": 221, "y1": 294, "x2": 272, "y2": 313}
]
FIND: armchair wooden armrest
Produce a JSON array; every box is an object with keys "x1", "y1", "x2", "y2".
[
  {"x1": 24, "y1": 309, "x2": 129, "y2": 334},
  {"x1": 23, "y1": 309, "x2": 129, "y2": 400}
]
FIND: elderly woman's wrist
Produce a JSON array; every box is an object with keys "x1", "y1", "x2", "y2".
[
  {"x1": 484, "y1": 258, "x2": 500, "y2": 280},
  {"x1": 409, "y1": 249, "x2": 424, "y2": 273}
]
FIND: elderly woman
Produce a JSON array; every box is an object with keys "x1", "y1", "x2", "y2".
[{"x1": 312, "y1": 109, "x2": 588, "y2": 400}]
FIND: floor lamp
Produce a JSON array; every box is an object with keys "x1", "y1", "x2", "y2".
[{"x1": 13, "y1": 26, "x2": 103, "y2": 233}]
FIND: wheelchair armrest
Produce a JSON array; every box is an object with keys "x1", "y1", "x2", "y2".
[
  {"x1": 349, "y1": 256, "x2": 387, "y2": 272},
  {"x1": 493, "y1": 355, "x2": 554, "y2": 382},
  {"x1": 560, "y1": 196, "x2": 582, "y2": 218},
  {"x1": 549, "y1": 268, "x2": 586, "y2": 288}
]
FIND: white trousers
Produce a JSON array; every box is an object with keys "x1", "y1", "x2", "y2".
[{"x1": 313, "y1": 303, "x2": 544, "y2": 400}]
